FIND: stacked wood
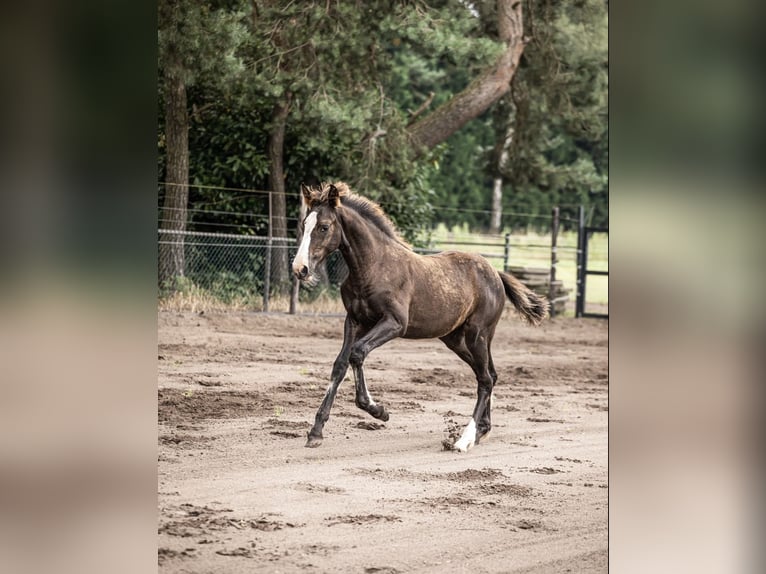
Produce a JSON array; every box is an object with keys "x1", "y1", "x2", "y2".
[{"x1": 506, "y1": 265, "x2": 570, "y2": 315}]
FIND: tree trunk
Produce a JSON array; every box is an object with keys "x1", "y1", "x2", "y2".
[
  {"x1": 159, "y1": 63, "x2": 189, "y2": 288},
  {"x1": 268, "y1": 93, "x2": 292, "y2": 295},
  {"x1": 490, "y1": 178, "x2": 504, "y2": 234},
  {"x1": 408, "y1": 0, "x2": 525, "y2": 152},
  {"x1": 490, "y1": 103, "x2": 514, "y2": 234}
]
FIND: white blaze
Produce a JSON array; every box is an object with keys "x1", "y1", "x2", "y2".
[
  {"x1": 453, "y1": 418, "x2": 477, "y2": 453},
  {"x1": 293, "y1": 211, "x2": 317, "y2": 275}
]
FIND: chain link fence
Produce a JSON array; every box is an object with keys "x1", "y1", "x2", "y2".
[
  {"x1": 158, "y1": 185, "x2": 611, "y2": 314},
  {"x1": 157, "y1": 223, "x2": 601, "y2": 314},
  {"x1": 158, "y1": 229, "x2": 351, "y2": 311}
]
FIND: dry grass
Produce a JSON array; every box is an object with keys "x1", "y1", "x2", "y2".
[
  {"x1": 159, "y1": 289, "x2": 560, "y2": 318},
  {"x1": 158, "y1": 287, "x2": 346, "y2": 315},
  {"x1": 270, "y1": 292, "x2": 345, "y2": 315},
  {"x1": 158, "y1": 281, "x2": 258, "y2": 313}
]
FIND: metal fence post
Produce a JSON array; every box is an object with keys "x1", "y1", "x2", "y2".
[
  {"x1": 503, "y1": 233, "x2": 511, "y2": 272},
  {"x1": 575, "y1": 205, "x2": 585, "y2": 318},
  {"x1": 549, "y1": 206, "x2": 559, "y2": 317},
  {"x1": 263, "y1": 192, "x2": 272, "y2": 312}
]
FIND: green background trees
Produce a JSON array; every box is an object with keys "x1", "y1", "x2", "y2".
[{"x1": 158, "y1": 0, "x2": 607, "y2": 286}]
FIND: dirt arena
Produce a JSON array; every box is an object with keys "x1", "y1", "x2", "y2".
[{"x1": 158, "y1": 309, "x2": 608, "y2": 573}]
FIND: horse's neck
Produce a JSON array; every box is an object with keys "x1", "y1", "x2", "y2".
[{"x1": 338, "y1": 208, "x2": 400, "y2": 279}]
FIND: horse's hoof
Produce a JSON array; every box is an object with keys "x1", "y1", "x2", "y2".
[
  {"x1": 476, "y1": 429, "x2": 492, "y2": 444},
  {"x1": 305, "y1": 433, "x2": 323, "y2": 448},
  {"x1": 372, "y1": 406, "x2": 389, "y2": 422},
  {"x1": 452, "y1": 438, "x2": 475, "y2": 453},
  {"x1": 451, "y1": 418, "x2": 478, "y2": 453}
]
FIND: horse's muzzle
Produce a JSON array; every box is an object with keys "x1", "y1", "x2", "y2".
[{"x1": 296, "y1": 265, "x2": 309, "y2": 280}]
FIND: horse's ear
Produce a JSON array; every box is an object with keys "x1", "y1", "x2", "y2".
[
  {"x1": 300, "y1": 183, "x2": 312, "y2": 206},
  {"x1": 327, "y1": 184, "x2": 340, "y2": 208}
]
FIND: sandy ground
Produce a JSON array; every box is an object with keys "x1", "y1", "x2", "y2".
[{"x1": 158, "y1": 309, "x2": 608, "y2": 573}]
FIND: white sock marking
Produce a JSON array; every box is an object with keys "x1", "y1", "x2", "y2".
[
  {"x1": 352, "y1": 368, "x2": 377, "y2": 408},
  {"x1": 293, "y1": 211, "x2": 317, "y2": 275},
  {"x1": 364, "y1": 386, "x2": 377, "y2": 407},
  {"x1": 453, "y1": 418, "x2": 477, "y2": 453}
]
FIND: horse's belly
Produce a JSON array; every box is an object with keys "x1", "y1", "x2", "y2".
[
  {"x1": 402, "y1": 323, "x2": 453, "y2": 339},
  {"x1": 403, "y1": 302, "x2": 471, "y2": 339}
]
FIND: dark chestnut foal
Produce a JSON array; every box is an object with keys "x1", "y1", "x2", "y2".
[{"x1": 293, "y1": 182, "x2": 548, "y2": 451}]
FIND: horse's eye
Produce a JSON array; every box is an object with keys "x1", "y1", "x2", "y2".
[{"x1": 320, "y1": 224, "x2": 330, "y2": 233}]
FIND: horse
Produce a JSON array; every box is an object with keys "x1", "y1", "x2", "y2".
[{"x1": 292, "y1": 182, "x2": 549, "y2": 452}]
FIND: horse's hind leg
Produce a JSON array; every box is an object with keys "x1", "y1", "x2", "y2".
[
  {"x1": 442, "y1": 329, "x2": 484, "y2": 450},
  {"x1": 440, "y1": 330, "x2": 474, "y2": 365},
  {"x1": 476, "y1": 350, "x2": 498, "y2": 444},
  {"x1": 451, "y1": 327, "x2": 495, "y2": 453}
]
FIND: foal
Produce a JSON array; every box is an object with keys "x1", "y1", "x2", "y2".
[{"x1": 293, "y1": 182, "x2": 549, "y2": 452}]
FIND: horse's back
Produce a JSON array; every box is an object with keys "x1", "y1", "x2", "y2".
[{"x1": 423, "y1": 250, "x2": 503, "y2": 291}]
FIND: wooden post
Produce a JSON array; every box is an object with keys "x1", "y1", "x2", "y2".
[
  {"x1": 549, "y1": 206, "x2": 559, "y2": 317},
  {"x1": 289, "y1": 271, "x2": 299, "y2": 314},
  {"x1": 503, "y1": 233, "x2": 511, "y2": 272}
]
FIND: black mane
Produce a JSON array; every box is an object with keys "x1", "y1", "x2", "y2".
[
  {"x1": 340, "y1": 194, "x2": 411, "y2": 250},
  {"x1": 312, "y1": 181, "x2": 411, "y2": 250}
]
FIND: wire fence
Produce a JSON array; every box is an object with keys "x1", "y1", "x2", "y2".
[
  {"x1": 158, "y1": 229, "x2": 345, "y2": 310},
  {"x1": 157, "y1": 227, "x2": 606, "y2": 315},
  {"x1": 159, "y1": 182, "x2": 600, "y2": 237},
  {"x1": 158, "y1": 185, "x2": 607, "y2": 314}
]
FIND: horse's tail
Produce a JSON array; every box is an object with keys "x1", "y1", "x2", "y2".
[{"x1": 499, "y1": 272, "x2": 550, "y2": 326}]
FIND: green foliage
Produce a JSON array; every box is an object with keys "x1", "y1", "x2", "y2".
[
  {"x1": 158, "y1": 0, "x2": 247, "y2": 87},
  {"x1": 158, "y1": 0, "x2": 608, "y2": 241},
  {"x1": 375, "y1": 0, "x2": 608, "y2": 233},
  {"x1": 501, "y1": 0, "x2": 608, "y2": 230},
  {"x1": 189, "y1": 97, "x2": 270, "y2": 189},
  {"x1": 425, "y1": 123, "x2": 495, "y2": 230}
]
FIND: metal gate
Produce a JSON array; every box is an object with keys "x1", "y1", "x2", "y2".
[{"x1": 575, "y1": 205, "x2": 608, "y2": 319}]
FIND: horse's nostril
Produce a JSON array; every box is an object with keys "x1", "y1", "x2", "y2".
[{"x1": 299, "y1": 265, "x2": 308, "y2": 279}]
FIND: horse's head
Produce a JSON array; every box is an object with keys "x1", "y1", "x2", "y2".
[{"x1": 292, "y1": 183, "x2": 346, "y2": 282}]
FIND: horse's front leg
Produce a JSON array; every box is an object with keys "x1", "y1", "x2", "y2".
[
  {"x1": 306, "y1": 316, "x2": 359, "y2": 448},
  {"x1": 352, "y1": 362, "x2": 389, "y2": 422},
  {"x1": 350, "y1": 314, "x2": 406, "y2": 422}
]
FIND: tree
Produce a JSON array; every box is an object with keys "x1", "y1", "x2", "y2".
[
  {"x1": 266, "y1": 94, "x2": 292, "y2": 292},
  {"x1": 161, "y1": 0, "x2": 607, "y2": 256},
  {"x1": 234, "y1": 0, "x2": 528, "y2": 253},
  {"x1": 489, "y1": 94, "x2": 514, "y2": 233},
  {"x1": 166, "y1": 0, "x2": 529, "y2": 249},
  {"x1": 158, "y1": 0, "x2": 246, "y2": 287},
  {"x1": 158, "y1": 0, "x2": 190, "y2": 286},
  {"x1": 159, "y1": 45, "x2": 189, "y2": 286},
  {"x1": 407, "y1": 0, "x2": 526, "y2": 153},
  {"x1": 499, "y1": 0, "x2": 608, "y2": 230},
  {"x1": 239, "y1": 1, "x2": 396, "y2": 291}
]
